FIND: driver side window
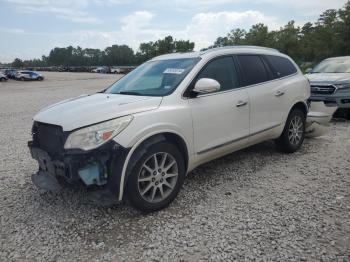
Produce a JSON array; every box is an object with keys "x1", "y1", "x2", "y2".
[{"x1": 197, "y1": 56, "x2": 239, "y2": 92}]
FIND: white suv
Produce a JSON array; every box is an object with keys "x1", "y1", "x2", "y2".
[{"x1": 29, "y1": 46, "x2": 310, "y2": 212}]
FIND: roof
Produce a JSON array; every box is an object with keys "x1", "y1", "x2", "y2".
[{"x1": 151, "y1": 45, "x2": 280, "y2": 61}]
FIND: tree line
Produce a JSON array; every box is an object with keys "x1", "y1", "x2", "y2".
[
  {"x1": 5, "y1": 1, "x2": 350, "y2": 69},
  {"x1": 9, "y1": 36, "x2": 195, "y2": 68}
]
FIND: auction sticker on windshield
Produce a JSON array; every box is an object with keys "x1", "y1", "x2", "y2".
[{"x1": 163, "y1": 68, "x2": 185, "y2": 74}]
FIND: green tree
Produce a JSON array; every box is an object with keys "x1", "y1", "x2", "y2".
[
  {"x1": 244, "y1": 23, "x2": 270, "y2": 46},
  {"x1": 103, "y1": 45, "x2": 135, "y2": 66},
  {"x1": 12, "y1": 58, "x2": 23, "y2": 68}
]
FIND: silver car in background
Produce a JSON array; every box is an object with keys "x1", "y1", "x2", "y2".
[
  {"x1": 306, "y1": 57, "x2": 350, "y2": 118},
  {"x1": 0, "y1": 71, "x2": 8, "y2": 81},
  {"x1": 15, "y1": 71, "x2": 44, "y2": 81}
]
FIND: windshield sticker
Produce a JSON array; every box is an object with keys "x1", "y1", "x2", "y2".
[{"x1": 163, "y1": 68, "x2": 185, "y2": 74}]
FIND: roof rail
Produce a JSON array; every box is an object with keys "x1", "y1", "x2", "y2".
[{"x1": 200, "y1": 45, "x2": 279, "y2": 55}]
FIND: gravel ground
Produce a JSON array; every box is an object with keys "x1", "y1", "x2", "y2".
[{"x1": 0, "y1": 72, "x2": 349, "y2": 261}]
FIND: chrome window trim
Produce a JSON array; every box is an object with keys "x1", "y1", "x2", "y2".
[{"x1": 181, "y1": 53, "x2": 299, "y2": 100}]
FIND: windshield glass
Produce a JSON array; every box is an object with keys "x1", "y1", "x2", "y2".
[
  {"x1": 105, "y1": 58, "x2": 200, "y2": 96},
  {"x1": 312, "y1": 58, "x2": 350, "y2": 73}
]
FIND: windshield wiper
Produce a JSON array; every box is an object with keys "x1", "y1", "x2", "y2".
[{"x1": 118, "y1": 91, "x2": 143, "y2": 96}]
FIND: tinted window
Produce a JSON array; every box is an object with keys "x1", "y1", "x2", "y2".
[
  {"x1": 197, "y1": 56, "x2": 239, "y2": 91},
  {"x1": 265, "y1": 55, "x2": 297, "y2": 78},
  {"x1": 237, "y1": 55, "x2": 269, "y2": 86}
]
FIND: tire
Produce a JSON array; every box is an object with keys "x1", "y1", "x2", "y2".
[
  {"x1": 275, "y1": 108, "x2": 306, "y2": 153},
  {"x1": 126, "y1": 141, "x2": 186, "y2": 212},
  {"x1": 20, "y1": 77, "x2": 25, "y2": 81},
  {"x1": 37, "y1": 77, "x2": 43, "y2": 81}
]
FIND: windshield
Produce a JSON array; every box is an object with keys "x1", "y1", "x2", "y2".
[
  {"x1": 312, "y1": 58, "x2": 350, "y2": 73},
  {"x1": 105, "y1": 58, "x2": 200, "y2": 96}
]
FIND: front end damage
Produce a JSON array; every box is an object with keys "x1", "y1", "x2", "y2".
[{"x1": 28, "y1": 121, "x2": 129, "y2": 205}]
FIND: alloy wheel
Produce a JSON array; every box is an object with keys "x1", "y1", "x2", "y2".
[
  {"x1": 288, "y1": 115, "x2": 304, "y2": 145},
  {"x1": 137, "y1": 152, "x2": 179, "y2": 203}
]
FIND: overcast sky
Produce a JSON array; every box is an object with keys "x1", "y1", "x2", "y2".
[{"x1": 0, "y1": 0, "x2": 347, "y2": 63}]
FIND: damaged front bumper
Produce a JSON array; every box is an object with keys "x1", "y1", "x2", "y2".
[{"x1": 28, "y1": 138, "x2": 129, "y2": 203}]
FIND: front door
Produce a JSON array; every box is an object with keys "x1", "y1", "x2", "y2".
[{"x1": 188, "y1": 56, "x2": 250, "y2": 155}]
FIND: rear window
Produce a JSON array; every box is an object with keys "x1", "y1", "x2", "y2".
[
  {"x1": 237, "y1": 55, "x2": 269, "y2": 86},
  {"x1": 265, "y1": 55, "x2": 297, "y2": 78}
]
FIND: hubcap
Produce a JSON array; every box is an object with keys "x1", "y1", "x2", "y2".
[
  {"x1": 288, "y1": 115, "x2": 304, "y2": 145},
  {"x1": 137, "y1": 152, "x2": 178, "y2": 203}
]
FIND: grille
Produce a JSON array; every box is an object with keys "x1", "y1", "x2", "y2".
[
  {"x1": 32, "y1": 122, "x2": 65, "y2": 157},
  {"x1": 311, "y1": 85, "x2": 336, "y2": 95}
]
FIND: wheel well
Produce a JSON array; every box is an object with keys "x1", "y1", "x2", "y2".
[
  {"x1": 290, "y1": 102, "x2": 308, "y2": 117},
  {"x1": 129, "y1": 133, "x2": 189, "y2": 174},
  {"x1": 163, "y1": 133, "x2": 189, "y2": 171}
]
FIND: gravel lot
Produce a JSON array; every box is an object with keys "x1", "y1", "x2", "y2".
[{"x1": 0, "y1": 72, "x2": 349, "y2": 261}]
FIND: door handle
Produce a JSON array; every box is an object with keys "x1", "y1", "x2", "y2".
[
  {"x1": 236, "y1": 100, "x2": 248, "y2": 107},
  {"x1": 275, "y1": 90, "x2": 285, "y2": 97}
]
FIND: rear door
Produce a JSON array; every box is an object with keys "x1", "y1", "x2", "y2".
[
  {"x1": 263, "y1": 55, "x2": 299, "y2": 120},
  {"x1": 236, "y1": 55, "x2": 283, "y2": 135},
  {"x1": 188, "y1": 56, "x2": 249, "y2": 155}
]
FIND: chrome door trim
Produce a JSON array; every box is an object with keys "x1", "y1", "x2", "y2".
[{"x1": 197, "y1": 123, "x2": 282, "y2": 155}]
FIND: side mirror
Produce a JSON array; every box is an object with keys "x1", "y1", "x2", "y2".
[
  {"x1": 193, "y1": 78, "x2": 220, "y2": 95},
  {"x1": 305, "y1": 68, "x2": 313, "y2": 74}
]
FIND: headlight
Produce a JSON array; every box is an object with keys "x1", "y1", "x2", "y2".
[
  {"x1": 64, "y1": 115, "x2": 133, "y2": 151},
  {"x1": 335, "y1": 83, "x2": 350, "y2": 89}
]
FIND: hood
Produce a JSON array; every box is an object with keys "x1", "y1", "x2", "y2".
[
  {"x1": 306, "y1": 73, "x2": 350, "y2": 84},
  {"x1": 34, "y1": 93, "x2": 162, "y2": 131}
]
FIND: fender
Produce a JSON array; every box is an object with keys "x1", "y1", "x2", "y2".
[
  {"x1": 116, "y1": 129, "x2": 192, "y2": 201},
  {"x1": 287, "y1": 100, "x2": 308, "y2": 118}
]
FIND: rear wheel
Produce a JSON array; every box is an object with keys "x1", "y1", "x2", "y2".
[
  {"x1": 126, "y1": 141, "x2": 185, "y2": 212},
  {"x1": 37, "y1": 77, "x2": 43, "y2": 81},
  {"x1": 276, "y1": 108, "x2": 306, "y2": 153}
]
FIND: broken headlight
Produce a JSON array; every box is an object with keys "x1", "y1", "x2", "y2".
[{"x1": 64, "y1": 115, "x2": 133, "y2": 151}]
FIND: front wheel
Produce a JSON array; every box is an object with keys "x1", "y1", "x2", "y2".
[
  {"x1": 126, "y1": 141, "x2": 186, "y2": 212},
  {"x1": 275, "y1": 108, "x2": 306, "y2": 153}
]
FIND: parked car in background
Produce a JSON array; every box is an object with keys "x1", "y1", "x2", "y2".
[
  {"x1": 4, "y1": 69, "x2": 17, "y2": 79},
  {"x1": 28, "y1": 46, "x2": 312, "y2": 212},
  {"x1": 15, "y1": 71, "x2": 44, "y2": 81},
  {"x1": 110, "y1": 66, "x2": 136, "y2": 74},
  {"x1": 110, "y1": 67, "x2": 123, "y2": 74},
  {"x1": 0, "y1": 72, "x2": 8, "y2": 81},
  {"x1": 306, "y1": 57, "x2": 350, "y2": 115},
  {"x1": 91, "y1": 66, "x2": 109, "y2": 73}
]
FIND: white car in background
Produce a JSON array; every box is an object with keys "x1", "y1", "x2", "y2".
[
  {"x1": 110, "y1": 67, "x2": 123, "y2": 74},
  {"x1": 15, "y1": 71, "x2": 44, "y2": 81},
  {"x1": 29, "y1": 46, "x2": 312, "y2": 212},
  {"x1": 0, "y1": 72, "x2": 8, "y2": 81}
]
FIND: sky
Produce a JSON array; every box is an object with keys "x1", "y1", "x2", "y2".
[{"x1": 0, "y1": 0, "x2": 348, "y2": 63}]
